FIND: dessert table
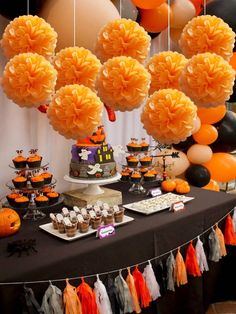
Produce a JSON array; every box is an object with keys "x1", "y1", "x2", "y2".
[{"x1": 1, "y1": 183, "x2": 236, "y2": 314}]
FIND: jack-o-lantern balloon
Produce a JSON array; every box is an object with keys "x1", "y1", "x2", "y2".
[{"x1": 0, "y1": 207, "x2": 21, "y2": 237}]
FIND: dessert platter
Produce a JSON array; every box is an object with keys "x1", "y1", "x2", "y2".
[
  {"x1": 40, "y1": 201, "x2": 134, "y2": 241},
  {"x1": 124, "y1": 192, "x2": 194, "y2": 215},
  {"x1": 4, "y1": 149, "x2": 63, "y2": 220}
]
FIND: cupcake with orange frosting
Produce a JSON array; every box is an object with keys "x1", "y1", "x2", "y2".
[
  {"x1": 127, "y1": 138, "x2": 141, "y2": 152},
  {"x1": 47, "y1": 191, "x2": 60, "y2": 204},
  {"x1": 30, "y1": 175, "x2": 44, "y2": 188},
  {"x1": 12, "y1": 175, "x2": 27, "y2": 189},
  {"x1": 12, "y1": 150, "x2": 27, "y2": 168},
  {"x1": 121, "y1": 169, "x2": 130, "y2": 181},
  {"x1": 130, "y1": 171, "x2": 141, "y2": 183},
  {"x1": 35, "y1": 194, "x2": 49, "y2": 207},
  {"x1": 27, "y1": 149, "x2": 42, "y2": 168},
  {"x1": 140, "y1": 167, "x2": 148, "y2": 176},
  {"x1": 14, "y1": 195, "x2": 29, "y2": 208},
  {"x1": 7, "y1": 192, "x2": 21, "y2": 206},
  {"x1": 40, "y1": 170, "x2": 53, "y2": 184},
  {"x1": 126, "y1": 155, "x2": 139, "y2": 167},
  {"x1": 41, "y1": 186, "x2": 53, "y2": 195},
  {"x1": 140, "y1": 138, "x2": 149, "y2": 152},
  {"x1": 140, "y1": 155, "x2": 152, "y2": 167},
  {"x1": 144, "y1": 170, "x2": 156, "y2": 182}
]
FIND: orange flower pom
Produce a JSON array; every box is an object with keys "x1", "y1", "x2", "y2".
[
  {"x1": 141, "y1": 89, "x2": 197, "y2": 144},
  {"x1": 179, "y1": 15, "x2": 235, "y2": 61},
  {"x1": 96, "y1": 56, "x2": 150, "y2": 111},
  {"x1": 2, "y1": 53, "x2": 57, "y2": 108},
  {"x1": 146, "y1": 51, "x2": 187, "y2": 94},
  {"x1": 47, "y1": 84, "x2": 103, "y2": 140},
  {"x1": 180, "y1": 53, "x2": 235, "y2": 107},
  {"x1": 54, "y1": 47, "x2": 101, "y2": 90},
  {"x1": 1, "y1": 15, "x2": 57, "y2": 59},
  {"x1": 95, "y1": 18, "x2": 151, "y2": 63}
]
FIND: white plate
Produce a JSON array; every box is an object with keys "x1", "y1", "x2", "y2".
[
  {"x1": 39, "y1": 215, "x2": 134, "y2": 241},
  {"x1": 124, "y1": 193, "x2": 194, "y2": 215}
]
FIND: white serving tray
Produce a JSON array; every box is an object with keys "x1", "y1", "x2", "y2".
[
  {"x1": 39, "y1": 215, "x2": 134, "y2": 241},
  {"x1": 123, "y1": 193, "x2": 194, "y2": 215}
]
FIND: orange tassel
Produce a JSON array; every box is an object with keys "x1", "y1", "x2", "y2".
[
  {"x1": 224, "y1": 214, "x2": 236, "y2": 245},
  {"x1": 76, "y1": 278, "x2": 99, "y2": 314},
  {"x1": 132, "y1": 266, "x2": 151, "y2": 308},
  {"x1": 126, "y1": 267, "x2": 141, "y2": 313},
  {"x1": 63, "y1": 279, "x2": 82, "y2": 314},
  {"x1": 215, "y1": 224, "x2": 227, "y2": 257},
  {"x1": 185, "y1": 241, "x2": 201, "y2": 277},
  {"x1": 175, "y1": 248, "x2": 188, "y2": 287},
  {"x1": 104, "y1": 104, "x2": 116, "y2": 122}
]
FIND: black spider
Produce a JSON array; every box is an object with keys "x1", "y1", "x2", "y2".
[{"x1": 7, "y1": 239, "x2": 37, "y2": 257}]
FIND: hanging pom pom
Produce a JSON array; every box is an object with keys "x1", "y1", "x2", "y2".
[
  {"x1": 215, "y1": 224, "x2": 227, "y2": 257},
  {"x1": 166, "y1": 252, "x2": 176, "y2": 291},
  {"x1": 126, "y1": 268, "x2": 141, "y2": 314},
  {"x1": 143, "y1": 262, "x2": 161, "y2": 301},
  {"x1": 195, "y1": 237, "x2": 209, "y2": 272},
  {"x1": 94, "y1": 276, "x2": 113, "y2": 314},
  {"x1": 63, "y1": 279, "x2": 82, "y2": 314},
  {"x1": 41, "y1": 282, "x2": 64, "y2": 314},
  {"x1": 132, "y1": 266, "x2": 151, "y2": 308},
  {"x1": 232, "y1": 207, "x2": 236, "y2": 232},
  {"x1": 185, "y1": 241, "x2": 201, "y2": 277},
  {"x1": 114, "y1": 271, "x2": 134, "y2": 313},
  {"x1": 224, "y1": 214, "x2": 236, "y2": 245},
  {"x1": 175, "y1": 248, "x2": 188, "y2": 286},
  {"x1": 208, "y1": 228, "x2": 221, "y2": 262},
  {"x1": 76, "y1": 278, "x2": 98, "y2": 314}
]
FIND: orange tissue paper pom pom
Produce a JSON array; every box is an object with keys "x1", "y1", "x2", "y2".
[
  {"x1": 47, "y1": 84, "x2": 103, "y2": 140},
  {"x1": 1, "y1": 15, "x2": 57, "y2": 59},
  {"x1": 96, "y1": 56, "x2": 150, "y2": 111},
  {"x1": 141, "y1": 89, "x2": 197, "y2": 144},
  {"x1": 180, "y1": 53, "x2": 235, "y2": 107},
  {"x1": 2, "y1": 52, "x2": 57, "y2": 108},
  {"x1": 146, "y1": 51, "x2": 187, "y2": 94},
  {"x1": 53, "y1": 47, "x2": 101, "y2": 90},
  {"x1": 95, "y1": 18, "x2": 151, "y2": 63},
  {"x1": 179, "y1": 15, "x2": 235, "y2": 61}
]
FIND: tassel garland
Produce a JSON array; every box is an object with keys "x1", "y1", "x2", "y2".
[
  {"x1": 64, "y1": 279, "x2": 82, "y2": 314},
  {"x1": 185, "y1": 241, "x2": 201, "y2": 277},
  {"x1": 77, "y1": 278, "x2": 98, "y2": 314},
  {"x1": 114, "y1": 271, "x2": 134, "y2": 313},
  {"x1": 143, "y1": 262, "x2": 161, "y2": 301},
  {"x1": 224, "y1": 214, "x2": 236, "y2": 245},
  {"x1": 41, "y1": 282, "x2": 64, "y2": 314},
  {"x1": 166, "y1": 252, "x2": 176, "y2": 291},
  {"x1": 132, "y1": 266, "x2": 151, "y2": 308},
  {"x1": 215, "y1": 225, "x2": 227, "y2": 257},
  {"x1": 126, "y1": 267, "x2": 141, "y2": 314},
  {"x1": 195, "y1": 238, "x2": 209, "y2": 272},
  {"x1": 94, "y1": 276, "x2": 113, "y2": 314},
  {"x1": 208, "y1": 229, "x2": 221, "y2": 262},
  {"x1": 175, "y1": 248, "x2": 188, "y2": 286}
]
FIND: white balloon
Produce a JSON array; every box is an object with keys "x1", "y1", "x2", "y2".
[
  {"x1": 192, "y1": 116, "x2": 201, "y2": 134},
  {"x1": 170, "y1": 0, "x2": 196, "y2": 29},
  {"x1": 187, "y1": 144, "x2": 213, "y2": 164}
]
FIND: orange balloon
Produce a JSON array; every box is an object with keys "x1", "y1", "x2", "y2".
[
  {"x1": 140, "y1": 3, "x2": 170, "y2": 33},
  {"x1": 229, "y1": 52, "x2": 236, "y2": 72},
  {"x1": 193, "y1": 124, "x2": 218, "y2": 145},
  {"x1": 203, "y1": 153, "x2": 236, "y2": 183},
  {"x1": 132, "y1": 0, "x2": 166, "y2": 9},
  {"x1": 202, "y1": 179, "x2": 220, "y2": 192},
  {"x1": 197, "y1": 105, "x2": 226, "y2": 124}
]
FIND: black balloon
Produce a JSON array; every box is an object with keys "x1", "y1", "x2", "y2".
[
  {"x1": 211, "y1": 111, "x2": 236, "y2": 153},
  {"x1": 185, "y1": 165, "x2": 211, "y2": 187},
  {"x1": 173, "y1": 136, "x2": 196, "y2": 153},
  {"x1": 0, "y1": 0, "x2": 44, "y2": 20}
]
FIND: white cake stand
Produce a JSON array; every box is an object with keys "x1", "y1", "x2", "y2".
[{"x1": 64, "y1": 173, "x2": 121, "y2": 195}]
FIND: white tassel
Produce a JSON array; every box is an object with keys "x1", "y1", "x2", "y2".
[
  {"x1": 166, "y1": 252, "x2": 175, "y2": 291},
  {"x1": 143, "y1": 261, "x2": 161, "y2": 301},
  {"x1": 208, "y1": 229, "x2": 221, "y2": 262},
  {"x1": 232, "y1": 207, "x2": 236, "y2": 232},
  {"x1": 94, "y1": 276, "x2": 113, "y2": 314},
  {"x1": 41, "y1": 283, "x2": 64, "y2": 314},
  {"x1": 195, "y1": 237, "x2": 209, "y2": 272}
]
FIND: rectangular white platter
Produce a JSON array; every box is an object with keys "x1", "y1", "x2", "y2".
[
  {"x1": 39, "y1": 215, "x2": 134, "y2": 241},
  {"x1": 123, "y1": 193, "x2": 195, "y2": 215}
]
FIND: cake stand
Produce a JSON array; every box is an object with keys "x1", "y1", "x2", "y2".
[{"x1": 64, "y1": 173, "x2": 121, "y2": 195}]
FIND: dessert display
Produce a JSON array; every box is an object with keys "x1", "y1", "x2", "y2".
[{"x1": 69, "y1": 125, "x2": 117, "y2": 179}]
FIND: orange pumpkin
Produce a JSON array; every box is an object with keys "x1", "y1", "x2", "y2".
[
  {"x1": 175, "y1": 182, "x2": 191, "y2": 194},
  {"x1": 0, "y1": 207, "x2": 21, "y2": 237},
  {"x1": 161, "y1": 180, "x2": 176, "y2": 192}
]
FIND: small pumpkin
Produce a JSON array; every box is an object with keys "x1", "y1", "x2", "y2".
[
  {"x1": 161, "y1": 180, "x2": 176, "y2": 192},
  {"x1": 0, "y1": 207, "x2": 21, "y2": 237},
  {"x1": 175, "y1": 182, "x2": 191, "y2": 194}
]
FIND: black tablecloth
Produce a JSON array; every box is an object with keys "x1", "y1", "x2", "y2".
[{"x1": 1, "y1": 184, "x2": 236, "y2": 314}]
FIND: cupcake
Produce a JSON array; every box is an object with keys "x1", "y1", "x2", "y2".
[
  {"x1": 40, "y1": 171, "x2": 53, "y2": 184},
  {"x1": 35, "y1": 194, "x2": 49, "y2": 207},
  {"x1": 126, "y1": 155, "x2": 139, "y2": 167},
  {"x1": 114, "y1": 207, "x2": 125, "y2": 223},
  {"x1": 41, "y1": 186, "x2": 53, "y2": 195},
  {"x1": 144, "y1": 170, "x2": 156, "y2": 182},
  {"x1": 12, "y1": 150, "x2": 27, "y2": 168},
  {"x1": 126, "y1": 138, "x2": 141, "y2": 152},
  {"x1": 14, "y1": 196, "x2": 29, "y2": 208},
  {"x1": 12, "y1": 175, "x2": 27, "y2": 189},
  {"x1": 140, "y1": 138, "x2": 149, "y2": 152},
  {"x1": 121, "y1": 170, "x2": 130, "y2": 181},
  {"x1": 30, "y1": 175, "x2": 44, "y2": 188},
  {"x1": 140, "y1": 167, "x2": 148, "y2": 176},
  {"x1": 6, "y1": 192, "x2": 21, "y2": 206},
  {"x1": 27, "y1": 149, "x2": 42, "y2": 168},
  {"x1": 130, "y1": 172, "x2": 141, "y2": 183},
  {"x1": 139, "y1": 155, "x2": 152, "y2": 167},
  {"x1": 91, "y1": 216, "x2": 102, "y2": 229},
  {"x1": 47, "y1": 191, "x2": 60, "y2": 204}
]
